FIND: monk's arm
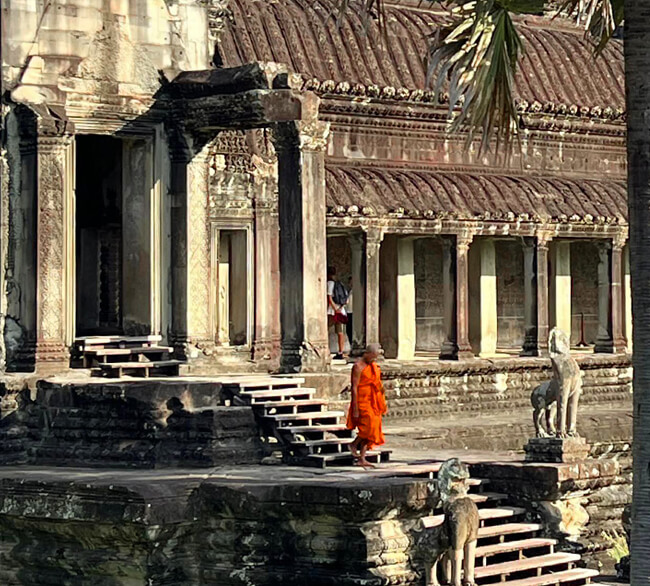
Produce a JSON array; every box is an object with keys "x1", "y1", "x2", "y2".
[{"x1": 350, "y1": 363, "x2": 362, "y2": 415}]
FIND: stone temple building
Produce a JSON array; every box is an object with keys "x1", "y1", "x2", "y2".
[
  {"x1": 1, "y1": 0, "x2": 629, "y2": 377},
  {"x1": 0, "y1": 3, "x2": 633, "y2": 583}
]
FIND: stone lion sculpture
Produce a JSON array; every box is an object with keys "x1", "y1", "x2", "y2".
[
  {"x1": 530, "y1": 328, "x2": 582, "y2": 438},
  {"x1": 417, "y1": 458, "x2": 480, "y2": 586}
]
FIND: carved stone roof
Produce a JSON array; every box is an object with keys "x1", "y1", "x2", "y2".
[
  {"x1": 218, "y1": 0, "x2": 625, "y2": 110},
  {"x1": 325, "y1": 166, "x2": 627, "y2": 223}
]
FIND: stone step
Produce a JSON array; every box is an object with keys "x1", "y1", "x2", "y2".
[
  {"x1": 301, "y1": 449, "x2": 391, "y2": 469},
  {"x1": 244, "y1": 388, "x2": 316, "y2": 403},
  {"x1": 277, "y1": 424, "x2": 351, "y2": 436},
  {"x1": 77, "y1": 334, "x2": 163, "y2": 348},
  {"x1": 98, "y1": 360, "x2": 182, "y2": 378},
  {"x1": 496, "y1": 568, "x2": 599, "y2": 586},
  {"x1": 234, "y1": 378, "x2": 305, "y2": 391},
  {"x1": 422, "y1": 507, "x2": 526, "y2": 530},
  {"x1": 253, "y1": 399, "x2": 327, "y2": 415},
  {"x1": 475, "y1": 538, "x2": 557, "y2": 562},
  {"x1": 478, "y1": 523, "x2": 543, "y2": 541},
  {"x1": 269, "y1": 411, "x2": 345, "y2": 426},
  {"x1": 84, "y1": 346, "x2": 173, "y2": 366},
  {"x1": 474, "y1": 552, "x2": 580, "y2": 581}
]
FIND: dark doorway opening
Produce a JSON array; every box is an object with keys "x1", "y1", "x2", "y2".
[{"x1": 75, "y1": 135, "x2": 123, "y2": 336}]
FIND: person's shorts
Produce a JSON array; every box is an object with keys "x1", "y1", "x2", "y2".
[{"x1": 328, "y1": 316, "x2": 345, "y2": 334}]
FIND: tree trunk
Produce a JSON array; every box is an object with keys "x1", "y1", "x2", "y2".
[{"x1": 624, "y1": 2, "x2": 650, "y2": 583}]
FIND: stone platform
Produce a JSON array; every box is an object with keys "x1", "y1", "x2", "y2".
[{"x1": 0, "y1": 453, "x2": 606, "y2": 586}]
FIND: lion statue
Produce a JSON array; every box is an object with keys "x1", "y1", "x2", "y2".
[{"x1": 530, "y1": 328, "x2": 583, "y2": 438}]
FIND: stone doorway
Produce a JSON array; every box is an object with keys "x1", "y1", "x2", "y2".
[
  {"x1": 75, "y1": 135, "x2": 156, "y2": 337},
  {"x1": 214, "y1": 226, "x2": 252, "y2": 347}
]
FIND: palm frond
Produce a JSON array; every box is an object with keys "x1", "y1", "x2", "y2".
[
  {"x1": 427, "y1": 1, "x2": 526, "y2": 155},
  {"x1": 557, "y1": 0, "x2": 624, "y2": 53}
]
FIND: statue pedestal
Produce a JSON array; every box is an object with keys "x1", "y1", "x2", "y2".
[{"x1": 524, "y1": 437, "x2": 590, "y2": 463}]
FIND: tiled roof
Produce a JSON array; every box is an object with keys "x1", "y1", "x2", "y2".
[
  {"x1": 218, "y1": 0, "x2": 625, "y2": 110},
  {"x1": 325, "y1": 166, "x2": 627, "y2": 222}
]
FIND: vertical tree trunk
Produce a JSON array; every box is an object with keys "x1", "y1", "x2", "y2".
[{"x1": 624, "y1": 2, "x2": 650, "y2": 582}]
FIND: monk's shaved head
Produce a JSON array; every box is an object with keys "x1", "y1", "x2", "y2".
[{"x1": 365, "y1": 343, "x2": 381, "y2": 355}]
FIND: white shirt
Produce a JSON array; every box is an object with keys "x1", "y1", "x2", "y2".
[{"x1": 327, "y1": 280, "x2": 347, "y2": 316}]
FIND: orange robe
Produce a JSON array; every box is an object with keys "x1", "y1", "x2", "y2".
[{"x1": 346, "y1": 362, "x2": 387, "y2": 449}]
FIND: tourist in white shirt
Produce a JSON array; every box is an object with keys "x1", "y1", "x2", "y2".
[{"x1": 327, "y1": 266, "x2": 347, "y2": 359}]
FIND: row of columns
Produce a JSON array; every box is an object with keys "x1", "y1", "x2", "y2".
[{"x1": 345, "y1": 231, "x2": 630, "y2": 359}]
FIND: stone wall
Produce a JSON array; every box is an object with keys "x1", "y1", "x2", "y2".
[
  {"x1": 0, "y1": 468, "x2": 437, "y2": 586},
  {"x1": 414, "y1": 238, "x2": 445, "y2": 353},
  {"x1": 0, "y1": 379, "x2": 262, "y2": 468},
  {"x1": 571, "y1": 241, "x2": 599, "y2": 346},
  {"x1": 496, "y1": 239, "x2": 525, "y2": 349}
]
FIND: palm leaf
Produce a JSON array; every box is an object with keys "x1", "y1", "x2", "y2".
[
  {"x1": 427, "y1": 1, "x2": 525, "y2": 155},
  {"x1": 557, "y1": 0, "x2": 623, "y2": 53}
]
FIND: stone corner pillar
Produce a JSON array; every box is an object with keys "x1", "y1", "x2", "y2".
[
  {"x1": 521, "y1": 233, "x2": 551, "y2": 357},
  {"x1": 364, "y1": 227, "x2": 383, "y2": 350},
  {"x1": 549, "y1": 239, "x2": 571, "y2": 340},
  {"x1": 455, "y1": 232, "x2": 474, "y2": 360},
  {"x1": 594, "y1": 239, "x2": 614, "y2": 353},
  {"x1": 396, "y1": 237, "x2": 416, "y2": 361},
  {"x1": 610, "y1": 234, "x2": 628, "y2": 353},
  {"x1": 273, "y1": 119, "x2": 330, "y2": 373},
  {"x1": 35, "y1": 131, "x2": 76, "y2": 371},
  {"x1": 250, "y1": 151, "x2": 281, "y2": 366},
  {"x1": 439, "y1": 236, "x2": 458, "y2": 359},
  {"x1": 169, "y1": 134, "x2": 213, "y2": 360}
]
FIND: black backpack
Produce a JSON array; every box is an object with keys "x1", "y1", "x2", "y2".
[{"x1": 332, "y1": 280, "x2": 349, "y2": 306}]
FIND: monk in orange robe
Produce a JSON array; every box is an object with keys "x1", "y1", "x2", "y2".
[{"x1": 346, "y1": 343, "x2": 387, "y2": 468}]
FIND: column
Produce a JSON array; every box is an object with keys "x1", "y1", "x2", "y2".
[
  {"x1": 595, "y1": 240, "x2": 615, "y2": 353},
  {"x1": 169, "y1": 137, "x2": 213, "y2": 359},
  {"x1": 624, "y1": 244, "x2": 632, "y2": 352},
  {"x1": 611, "y1": 236, "x2": 627, "y2": 353},
  {"x1": 439, "y1": 237, "x2": 457, "y2": 359},
  {"x1": 35, "y1": 133, "x2": 75, "y2": 370},
  {"x1": 365, "y1": 227, "x2": 383, "y2": 347},
  {"x1": 251, "y1": 154, "x2": 281, "y2": 364},
  {"x1": 273, "y1": 120, "x2": 330, "y2": 373},
  {"x1": 455, "y1": 233, "x2": 474, "y2": 359},
  {"x1": 549, "y1": 240, "x2": 571, "y2": 339},
  {"x1": 521, "y1": 235, "x2": 550, "y2": 356},
  {"x1": 470, "y1": 238, "x2": 497, "y2": 357},
  {"x1": 348, "y1": 232, "x2": 366, "y2": 354},
  {"x1": 122, "y1": 138, "x2": 152, "y2": 335},
  {"x1": 397, "y1": 237, "x2": 416, "y2": 360}
]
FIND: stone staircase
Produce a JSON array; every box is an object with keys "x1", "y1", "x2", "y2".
[
  {"x1": 419, "y1": 472, "x2": 598, "y2": 586},
  {"x1": 74, "y1": 335, "x2": 182, "y2": 377},
  {"x1": 222, "y1": 376, "x2": 391, "y2": 467}
]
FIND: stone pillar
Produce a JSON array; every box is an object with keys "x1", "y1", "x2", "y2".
[
  {"x1": 624, "y1": 245, "x2": 632, "y2": 352},
  {"x1": 251, "y1": 154, "x2": 281, "y2": 364},
  {"x1": 35, "y1": 133, "x2": 75, "y2": 370},
  {"x1": 549, "y1": 240, "x2": 571, "y2": 339},
  {"x1": 595, "y1": 240, "x2": 615, "y2": 353},
  {"x1": 365, "y1": 227, "x2": 383, "y2": 347},
  {"x1": 396, "y1": 237, "x2": 416, "y2": 361},
  {"x1": 169, "y1": 137, "x2": 213, "y2": 359},
  {"x1": 469, "y1": 238, "x2": 497, "y2": 357},
  {"x1": 122, "y1": 138, "x2": 152, "y2": 336},
  {"x1": 439, "y1": 236, "x2": 458, "y2": 359},
  {"x1": 456, "y1": 233, "x2": 474, "y2": 359},
  {"x1": 611, "y1": 236, "x2": 627, "y2": 353},
  {"x1": 521, "y1": 235, "x2": 550, "y2": 356},
  {"x1": 348, "y1": 232, "x2": 366, "y2": 354},
  {"x1": 273, "y1": 120, "x2": 330, "y2": 373}
]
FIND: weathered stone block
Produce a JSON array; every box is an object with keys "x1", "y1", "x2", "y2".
[{"x1": 525, "y1": 437, "x2": 591, "y2": 463}]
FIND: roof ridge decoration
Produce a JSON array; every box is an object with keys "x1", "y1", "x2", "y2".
[{"x1": 301, "y1": 76, "x2": 626, "y2": 122}]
